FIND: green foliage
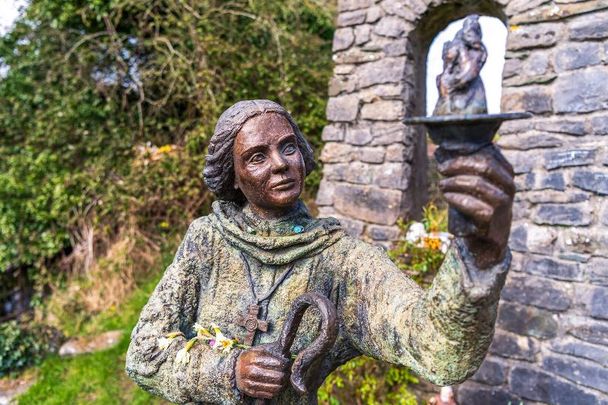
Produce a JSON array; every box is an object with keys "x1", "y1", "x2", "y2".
[
  {"x1": 0, "y1": 321, "x2": 58, "y2": 377},
  {"x1": 389, "y1": 203, "x2": 449, "y2": 286},
  {"x1": 318, "y1": 356, "x2": 418, "y2": 405},
  {"x1": 0, "y1": 0, "x2": 335, "y2": 278}
]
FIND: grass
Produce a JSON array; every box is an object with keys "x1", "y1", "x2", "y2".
[{"x1": 16, "y1": 252, "x2": 175, "y2": 405}]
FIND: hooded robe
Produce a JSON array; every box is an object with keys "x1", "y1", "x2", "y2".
[{"x1": 126, "y1": 200, "x2": 510, "y2": 404}]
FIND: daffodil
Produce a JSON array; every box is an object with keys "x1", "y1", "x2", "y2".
[
  {"x1": 175, "y1": 347, "x2": 191, "y2": 365},
  {"x1": 158, "y1": 331, "x2": 184, "y2": 350}
]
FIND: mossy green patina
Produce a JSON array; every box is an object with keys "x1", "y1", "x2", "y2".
[{"x1": 126, "y1": 200, "x2": 509, "y2": 404}]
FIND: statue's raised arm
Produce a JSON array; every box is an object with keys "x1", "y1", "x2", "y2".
[{"x1": 126, "y1": 99, "x2": 514, "y2": 404}]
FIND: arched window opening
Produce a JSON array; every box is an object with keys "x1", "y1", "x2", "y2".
[{"x1": 426, "y1": 16, "x2": 508, "y2": 116}]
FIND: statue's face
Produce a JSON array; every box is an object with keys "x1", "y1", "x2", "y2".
[{"x1": 233, "y1": 112, "x2": 305, "y2": 217}]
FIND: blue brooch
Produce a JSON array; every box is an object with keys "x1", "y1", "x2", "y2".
[{"x1": 292, "y1": 225, "x2": 304, "y2": 234}]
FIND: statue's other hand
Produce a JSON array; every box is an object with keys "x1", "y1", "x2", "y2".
[
  {"x1": 236, "y1": 345, "x2": 290, "y2": 400},
  {"x1": 437, "y1": 145, "x2": 515, "y2": 269}
]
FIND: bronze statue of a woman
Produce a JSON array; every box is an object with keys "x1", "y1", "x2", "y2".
[{"x1": 126, "y1": 99, "x2": 514, "y2": 404}]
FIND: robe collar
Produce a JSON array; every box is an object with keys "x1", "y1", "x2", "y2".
[{"x1": 209, "y1": 200, "x2": 344, "y2": 266}]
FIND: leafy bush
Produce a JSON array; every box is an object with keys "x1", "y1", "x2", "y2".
[{"x1": 0, "y1": 321, "x2": 61, "y2": 377}]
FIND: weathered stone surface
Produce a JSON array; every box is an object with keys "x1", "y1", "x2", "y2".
[
  {"x1": 344, "y1": 125, "x2": 372, "y2": 145},
  {"x1": 497, "y1": 134, "x2": 562, "y2": 150},
  {"x1": 498, "y1": 302, "x2": 558, "y2": 339},
  {"x1": 507, "y1": 23, "x2": 560, "y2": 51},
  {"x1": 320, "y1": 143, "x2": 355, "y2": 163},
  {"x1": 366, "y1": 224, "x2": 400, "y2": 241},
  {"x1": 509, "y1": 223, "x2": 528, "y2": 252},
  {"x1": 489, "y1": 330, "x2": 539, "y2": 361},
  {"x1": 589, "y1": 286, "x2": 608, "y2": 320},
  {"x1": 356, "y1": 57, "x2": 406, "y2": 89},
  {"x1": 360, "y1": 100, "x2": 404, "y2": 120},
  {"x1": 537, "y1": 118, "x2": 586, "y2": 136},
  {"x1": 534, "y1": 203, "x2": 592, "y2": 226},
  {"x1": 59, "y1": 330, "x2": 123, "y2": 356},
  {"x1": 506, "y1": 0, "x2": 549, "y2": 16},
  {"x1": 524, "y1": 255, "x2": 581, "y2": 281},
  {"x1": 333, "y1": 28, "x2": 355, "y2": 52},
  {"x1": 325, "y1": 162, "x2": 372, "y2": 184},
  {"x1": 379, "y1": 0, "x2": 417, "y2": 21},
  {"x1": 370, "y1": 122, "x2": 408, "y2": 145},
  {"x1": 315, "y1": 180, "x2": 336, "y2": 206},
  {"x1": 591, "y1": 114, "x2": 608, "y2": 135},
  {"x1": 337, "y1": 9, "x2": 367, "y2": 27},
  {"x1": 525, "y1": 190, "x2": 589, "y2": 204},
  {"x1": 568, "y1": 322, "x2": 608, "y2": 346},
  {"x1": 569, "y1": 10, "x2": 608, "y2": 40},
  {"x1": 550, "y1": 337, "x2": 608, "y2": 367},
  {"x1": 333, "y1": 183, "x2": 402, "y2": 225},
  {"x1": 503, "y1": 150, "x2": 536, "y2": 174},
  {"x1": 332, "y1": 214, "x2": 365, "y2": 237},
  {"x1": 359, "y1": 146, "x2": 385, "y2": 163},
  {"x1": 470, "y1": 357, "x2": 508, "y2": 386},
  {"x1": 561, "y1": 228, "x2": 608, "y2": 256},
  {"x1": 572, "y1": 171, "x2": 608, "y2": 195},
  {"x1": 357, "y1": 83, "x2": 403, "y2": 102},
  {"x1": 555, "y1": 42, "x2": 602, "y2": 72},
  {"x1": 334, "y1": 64, "x2": 355, "y2": 75},
  {"x1": 328, "y1": 75, "x2": 356, "y2": 97},
  {"x1": 372, "y1": 162, "x2": 409, "y2": 190},
  {"x1": 327, "y1": 94, "x2": 359, "y2": 122},
  {"x1": 589, "y1": 258, "x2": 608, "y2": 286},
  {"x1": 554, "y1": 68, "x2": 608, "y2": 113},
  {"x1": 501, "y1": 87, "x2": 552, "y2": 114},
  {"x1": 538, "y1": 172, "x2": 566, "y2": 191},
  {"x1": 510, "y1": 366, "x2": 602, "y2": 404},
  {"x1": 338, "y1": 0, "x2": 373, "y2": 12},
  {"x1": 544, "y1": 149, "x2": 595, "y2": 170},
  {"x1": 385, "y1": 143, "x2": 410, "y2": 162},
  {"x1": 502, "y1": 274, "x2": 571, "y2": 311},
  {"x1": 333, "y1": 48, "x2": 382, "y2": 64},
  {"x1": 354, "y1": 24, "x2": 372, "y2": 45},
  {"x1": 374, "y1": 16, "x2": 411, "y2": 38},
  {"x1": 366, "y1": 6, "x2": 384, "y2": 23},
  {"x1": 543, "y1": 354, "x2": 608, "y2": 393},
  {"x1": 321, "y1": 125, "x2": 345, "y2": 142},
  {"x1": 456, "y1": 383, "x2": 520, "y2": 405}
]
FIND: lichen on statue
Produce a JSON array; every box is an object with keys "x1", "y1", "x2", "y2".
[{"x1": 125, "y1": 99, "x2": 515, "y2": 404}]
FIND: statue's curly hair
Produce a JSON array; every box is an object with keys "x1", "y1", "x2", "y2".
[{"x1": 203, "y1": 99, "x2": 316, "y2": 202}]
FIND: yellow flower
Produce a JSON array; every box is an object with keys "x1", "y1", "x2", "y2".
[{"x1": 157, "y1": 144, "x2": 174, "y2": 154}]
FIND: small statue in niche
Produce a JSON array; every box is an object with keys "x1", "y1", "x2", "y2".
[
  {"x1": 434, "y1": 15, "x2": 488, "y2": 116},
  {"x1": 125, "y1": 100, "x2": 514, "y2": 404}
]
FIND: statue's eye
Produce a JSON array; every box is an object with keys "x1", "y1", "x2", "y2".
[
  {"x1": 283, "y1": 143, "x2": 297, "y2": 155},
  {"x1": 249, "y1": 153, "x2": 265, "y2": 164}
]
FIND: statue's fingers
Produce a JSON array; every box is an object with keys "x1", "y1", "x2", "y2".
[
  {"x1": 443, "y1": 192, "x2": 493, "y2": 225},
  {"x1": 248, "y1": 366, "x2": 288, "y2": 385},
  {"x1": 250, "y1": 353, "x2": 290, "y2": 370},
  {"x1": 439, "y1": 175, "x2": 510, "y2": 208},
  {"x1": 484, "y1": 145, "x2": 514, "y2": 176},
  {"x1": 243, "y1": 381, "x2": 284, "y2": 399},
  {"x1": 438, "y1": 155, "x2": 515, "y2": 196}
]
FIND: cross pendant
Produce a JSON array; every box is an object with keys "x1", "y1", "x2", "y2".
[{"x1": 237, "y1": 304, "x2": 269, "y2": 346}]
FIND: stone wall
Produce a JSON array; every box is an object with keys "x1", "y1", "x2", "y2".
[{"x1": 321, "y1": 0, "x2": 608, "y2": 403}]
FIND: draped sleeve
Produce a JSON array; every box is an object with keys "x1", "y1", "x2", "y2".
[
  {"x1": 125, "y1": 217, "x2": 242, "y2": 404},
  {"x1": 338, "y1": 237, "x2": 510, "y2": 385}
]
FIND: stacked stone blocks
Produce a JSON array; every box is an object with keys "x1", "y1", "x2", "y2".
[{"x1": 322, "y1": 0, "x2": 608, "y2": 403}]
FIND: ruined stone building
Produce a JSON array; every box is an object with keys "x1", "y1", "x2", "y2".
[{"x1": 318, "y1": 0, "x2": 608, "y2": 402}]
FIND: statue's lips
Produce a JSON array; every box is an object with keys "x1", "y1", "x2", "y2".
[{"x1": 270, "y1": 179, "x2": 296, "y2": 190}]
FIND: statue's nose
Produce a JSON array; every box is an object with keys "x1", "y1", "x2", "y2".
[{"x1": 270, "y1": 152, "x2": 289, "y2": 173}]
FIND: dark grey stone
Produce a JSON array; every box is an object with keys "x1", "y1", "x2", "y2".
[
  {"x1": 572, "y1": 171, "x2": 608, "y2": 195},
  {"x1": 590, "y1": 287, "x2": 608, "y2": 320},
  {"x1": 534, "y1": 204, "x2": 592, "y2": 226},
  {"x1": 510, "y1": 366, "x2": 603, "y2": 404},
  {"x1": 345, "y1": 126, "x2": 373, "y2": 145},
  {"x1": 509, "y1": 224, "x2": 527, "y2": 252},
  {"x1": 470, "y1": 357, "x2": 508, "y2": 386},
  {"x1": 537, "y1": 119, "x2": 586, "y2": 136},
  {"x1": 589, "y1": 258, "x2": 608, "y2": 286},
  {"x1": 356, "y1": 57, "x2": 406, "y2": 89},
  {"x1": 502, "y1": 275, "x2": 571, "y2": 311},
  {"x1": 538, "y1": 172, "x2": 566, "y2": 191},
  {"x1": 570, "y1": 12, "x2": 608, "y2": 40},
  {"x1": 502, "y1": 87, "x2": 553, "y2": 114},
  {"x1": 555, "y1": 69, "x2": 608, "y2": 113},
  {"x1": 543, "y1": 354, "x2": 608, "y2": 394},
  {"x1": 489, "y1": 330, "x2": 539, "y2": 361},
  {"x1": 508, "y1": 23, "x2": 560, "y2": 50},
  {"x1": 568, "y1": 323, "x2": 608, "y2": 346},
  {"x1": 591, "y1": 115, "x2": 608, "y2": 135},
  {"x1": 498, "y1": 302, "x2": 558, "y2": 339},
  {"x1": 555, "y1": 43, "x2": 602, "y2": 72},
  {"x1": 544, "y1": 149, "x2": 595, "y2": 170},
  {"x1": 337, "y1": 9, "x2": 367, "y2": 27},
  {"x1": 550, "y1": 338, "x2": 608, "y2": 367},
  {"x1": 457, "y1": 384, "x2": 520, "y2": 405}
]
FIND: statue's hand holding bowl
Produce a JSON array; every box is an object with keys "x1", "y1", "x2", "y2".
[
  {"x1": 437, "y1": 145, "x2": 515, "y2": 269},
  {"x1": 236, "y1": 345, "x2": 290, "y2": 400}
]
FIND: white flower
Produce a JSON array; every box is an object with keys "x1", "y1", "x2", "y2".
[
  {"x1": 158, "y1": 337, "x2": 172, "y2": 350},
  {"x1": 175, "y1": 347, "x2": 191, "y2": 365},
  {"x1": 437, "y1": 232, "x2": 453, "y2": 254},
  {"x1": 405, "y1": 222, "x2": 427, "y2": 245}
]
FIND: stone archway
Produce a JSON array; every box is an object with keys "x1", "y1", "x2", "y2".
[{"x1": 320, "y1": 0, "x2": 608, "y2": 403}]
